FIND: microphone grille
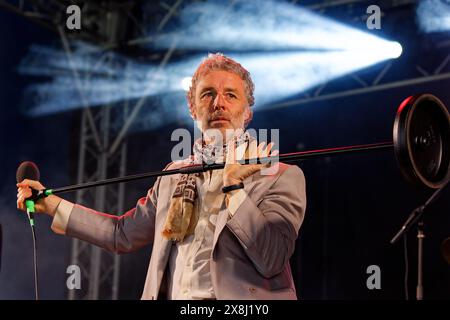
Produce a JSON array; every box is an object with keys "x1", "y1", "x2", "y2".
[{"x1": 16, "y1": 161, "x2": 40, "y2": 183}]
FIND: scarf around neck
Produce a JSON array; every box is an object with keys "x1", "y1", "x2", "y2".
[{"x1": 161, "y1": 130, "x2": 251, "y2": 242}]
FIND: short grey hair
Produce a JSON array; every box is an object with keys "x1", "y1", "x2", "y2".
[{"x1": 187, "y1": 53, "x2": 255, "y2": 116}]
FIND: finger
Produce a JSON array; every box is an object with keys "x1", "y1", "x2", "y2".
[
  {"x1": 24, "y1": 189, "x2": 32, "y2": 198},
  {"x1": 235, "y1": 140, "x2": 247, "y2": 161},
  {"x1": 20, "y1": 195, "x2": 28, "y2": 208},
  {"x1": 262, "y1": 142, "x2": 274, "y2": 156},
  {"x1": 248, "y1": 139, "x2": 258, "y2": 163},
  {"x1": 17, "y1": 189, "x2": 26, "y2": 199},
  {"x1": 18, "y1": 197, "x2": 25, "y2": 209},
  {"x1": 18, "y1": 189, "x2": 31, "y2": 199},
  {"x1": 234, "y1": 128, "x2": 244, "y2": 139},
  {"x1": 257, "y1": 142, "x2": 268, "y2": 165},
  {"x1": 226, "y1": 138, "x2": 236, "y2": 165},
  {"x1": 16, "y1": 182, "x2": 29, "y2": 187},
  {"x1": 17, "y1": 197, "x2": 24, "y2": 210},
  {"x1": 17, "y1": 181, "x2": 33, "y2": 188},
  {"x1": 261, "y1": 144, "x2": 268, "y2": 158},
  {"x1": 270, "y1": 148, "x2": 280, "y2": 158},
  {"x1": 260, "y1": 145, "x2": 280, "y2": 175},
  {"x1": 18, "y1": 180, "x2": 43, "y2": 189},
  {"x1": 257, "y1": 141, "x2": 267, "y2": 157},
  {"x1": 261, "y1": 142, "x2": 275, "y2": 167}
]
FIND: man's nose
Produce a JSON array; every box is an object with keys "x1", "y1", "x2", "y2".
[{"x1": 213, "y1": 93, "x2": 226, "y2": 110}]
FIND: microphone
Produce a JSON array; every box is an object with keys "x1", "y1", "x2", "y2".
[
  {"x1": 441, "y1": 237, "x2": 450, "y2": 265},
  {"x1": 16, "y1": 161, "x2": 40, "y2": 183},
  {"x1": 16, "y1": 161, "x2": 41, "y2": 226},
  {"x1": 16, "y1": 162, "x2": 41, "y2": 300}
]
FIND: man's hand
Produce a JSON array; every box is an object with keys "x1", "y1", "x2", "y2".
[
  {"x1": 16, "y1": 179, "x2": 62, "y2": 216},
  {"x1": 223, "y1": 138, "x2": 279, "y2": 187}
]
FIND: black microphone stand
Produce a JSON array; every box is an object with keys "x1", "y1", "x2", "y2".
[{"x1": 390, "y1": 180, "x2": 449, "y2": 300}]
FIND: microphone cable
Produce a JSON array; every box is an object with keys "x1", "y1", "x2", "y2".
[
  {"x1": 27, "y1": 210, "x2": 39, "y2": 301},
  {"x1": 16, "y1": 162, "x2": 41, "y2": 300},
  {"x1": 30, "y1": 222, "x2": 39, "y2": 300}
]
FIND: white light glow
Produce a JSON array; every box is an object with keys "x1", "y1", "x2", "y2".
[
  {"x1": 181, "y1": 77, "x2": 192, "y2": 91},
  {"x1": 417, "y1": 0, "x2": 450, "y2": 33},
  {"x1": 18, "y1": 0, "x2": 403, "y2": 133}
]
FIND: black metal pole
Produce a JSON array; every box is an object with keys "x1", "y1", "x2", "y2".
[
  {"x1": 390, "y1": 181, "x2": 449, "y2": 244},
  {"x1": 49, "y1": 141, "x2": 393, "y2": 195}
]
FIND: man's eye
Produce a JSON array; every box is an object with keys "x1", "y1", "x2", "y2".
[
  {"x1": 227, "y1": 93, "x2": 237, "y2": 99},
  {"x1": 201, "y1": 92, "x2": 212, "y2": 99}
]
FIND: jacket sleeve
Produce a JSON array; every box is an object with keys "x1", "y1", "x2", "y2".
[
  {"x1": 58, "y1": 175, "x2": 163, "y2": 254},
  {"x1": 226, "y1": 165, "x2": 306, "y2": 278}
]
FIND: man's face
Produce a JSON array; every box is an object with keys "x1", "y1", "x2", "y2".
[{"x1": 192, "y1": 70, "x2": 252, "y2": 143}]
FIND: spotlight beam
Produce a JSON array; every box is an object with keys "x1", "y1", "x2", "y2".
[{"x1": 18, "y1": 0, "x2": 403, "y2": 135}]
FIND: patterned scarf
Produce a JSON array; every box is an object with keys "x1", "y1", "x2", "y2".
[{"x1": 162, "y1": 131, "x2": 251, "y2": 242}]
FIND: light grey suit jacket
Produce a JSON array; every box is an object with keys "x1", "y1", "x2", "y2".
[{"x1": 64, "y1": 161, "x2": 306, "y2": 300}]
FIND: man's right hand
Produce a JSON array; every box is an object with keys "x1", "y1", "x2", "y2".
[{"x1": 16, "y1": 179, "x2": 62, "y2": 216}]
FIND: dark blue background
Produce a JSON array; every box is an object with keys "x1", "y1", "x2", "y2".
[{"x1": 0, "y1": 4, "x2": 449, "y2": 300}]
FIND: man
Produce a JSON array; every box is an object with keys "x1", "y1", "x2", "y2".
[{"x1": 16, "y1": 53, "x2": 306, "y2": 300}]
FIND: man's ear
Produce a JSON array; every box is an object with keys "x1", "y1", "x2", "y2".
[
  {"x1": 244, "y1": 106, "x2": 253, "y2": 127},
  {"x1": 190, "y1": 105, "x2": 197, "y2": 120}
]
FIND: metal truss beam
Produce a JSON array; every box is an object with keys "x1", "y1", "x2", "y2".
[
  {"x1": 68, "y1": 101, "x2": 128, "y2": 300},
  {"x1": 268, "y1": 72, "x2": 450, "y2": 109},
  {"x1": 63, "y1": 0, "x2": 184, "y2": 300}
]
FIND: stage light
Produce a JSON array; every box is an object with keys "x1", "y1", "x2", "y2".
[
  {"x1": 389, "y1": 42, "x2": 403, "y2": 59},
  {"x1": 417, "y1": 0, "x2": 450, "y2": 33},
  {"x1": 181, "y1": 77, "x2": 192, "y2": 91}
]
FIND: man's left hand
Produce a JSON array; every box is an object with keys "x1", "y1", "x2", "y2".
[{"x1": 223, "y1": 138, "x2": 278, "y2": 187}]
